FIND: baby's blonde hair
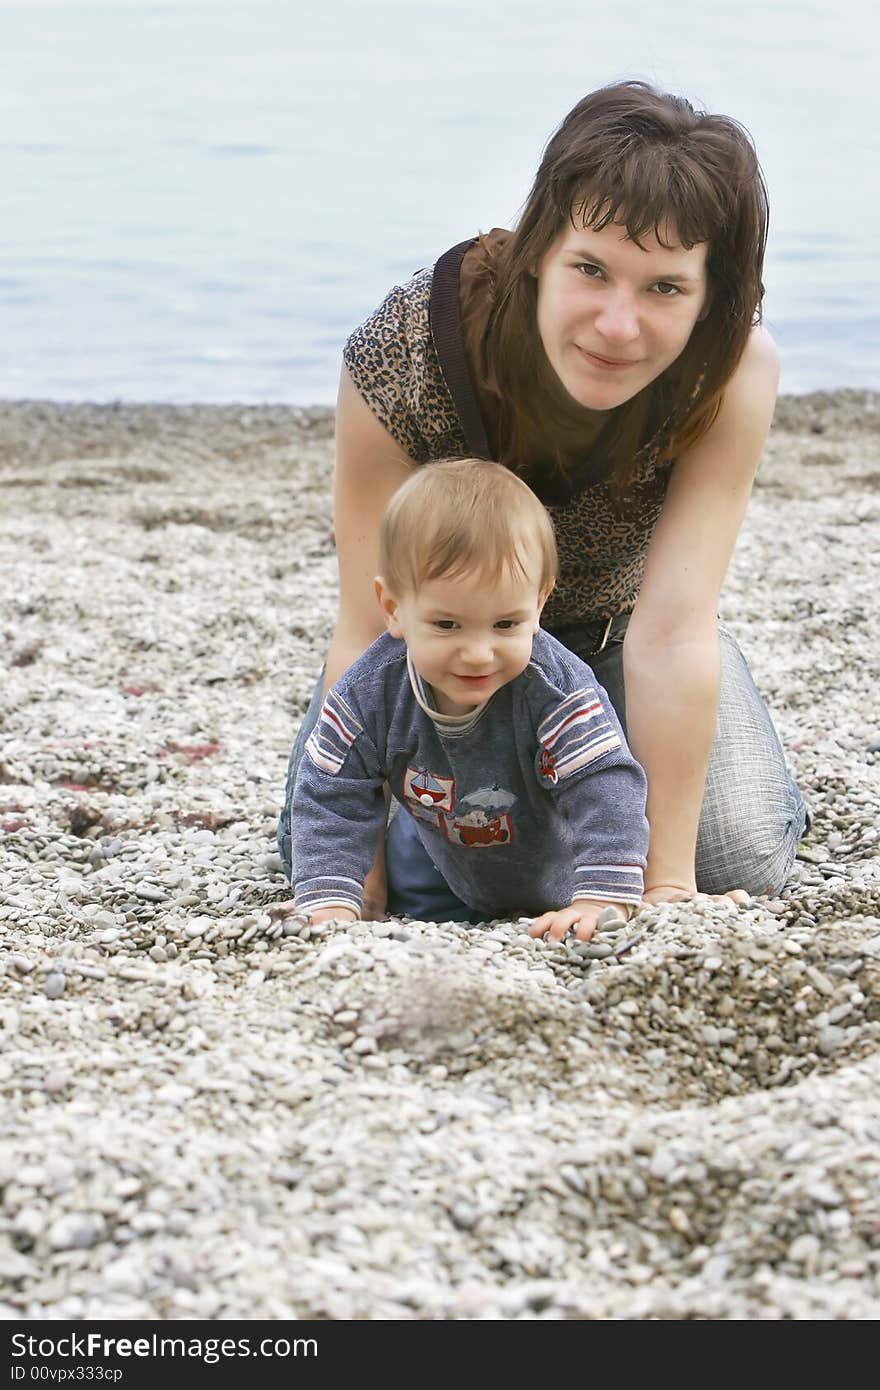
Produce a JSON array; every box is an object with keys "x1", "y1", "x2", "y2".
[{"x1": 379, "y1": 458, "x2": 557, "y2": 596}]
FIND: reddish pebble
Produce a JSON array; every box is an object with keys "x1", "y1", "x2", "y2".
[
  {"x1": 158, "y1": 741, "x2": 220, "y2": 763},
  {"x1": 178, "y1": 742, "x2": 220, "y2": 763}
]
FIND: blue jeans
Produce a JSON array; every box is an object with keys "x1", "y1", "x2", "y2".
[{"x1": 277, "y1": 620, "x2": 807, "y2": 917}]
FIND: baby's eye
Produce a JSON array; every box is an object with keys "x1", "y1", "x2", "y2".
[
  {"x1": 494, "y1": 620, "x2": 520, "y2": 630},
  {"x1": 432, "y1": 620, "x2": 458, "y2": 630}
]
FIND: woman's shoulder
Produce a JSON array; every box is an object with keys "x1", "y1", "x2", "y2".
[
  {"x1": 741, "y1": 322, "x2": 779, "y2": 370},
  {"x1": 343, "y1": 229, "x2": 510, "y2": 381},
  {"x1": 342, "y1": 256, "x2": 473, "y2": 463},
  {"x1": 635, "y1": 325, "x2": 779, "y2": 483},
  {"x1": 344, "y1": 265, "x2": 434, "y2": 363},
  {"x1": 459, "y1": 227, "x2": 510, "y2": 301},
  {"x1": 680, "y1": 326, "x2": 779, "y2": 460},
  {"x1": 341, "y1": 265, "x2": 439, "y2": 462},
  {"x1": 731, "y1": 325, "x2": 780, "y2": 404}
]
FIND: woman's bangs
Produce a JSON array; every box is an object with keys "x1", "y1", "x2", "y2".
[{"x1": 570, "y1": 160, "x2": 717, "y2": 251}]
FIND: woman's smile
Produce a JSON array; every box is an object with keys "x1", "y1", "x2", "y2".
[{"x1": 575, "y1": 345, "x2": 643, "y2": 371}]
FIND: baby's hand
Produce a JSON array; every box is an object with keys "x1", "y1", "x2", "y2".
[
  {"x1": 529, "y1": 899, "x2": 628, "y2": 943},
  {"x1": 308, "y1": 906, "x2": 358, "y2": 926},
  {"x1": 267, "y1": 901, "x2": 358, "y2": 928}
]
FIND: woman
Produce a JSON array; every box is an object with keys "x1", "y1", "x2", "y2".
[{"x1": 278, "y1": 79, "x2": 806, "y2": 929}]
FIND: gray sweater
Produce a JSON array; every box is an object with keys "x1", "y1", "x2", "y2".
[{"x1": 291, "y1": 629, "x2": 648, "y2": 918}]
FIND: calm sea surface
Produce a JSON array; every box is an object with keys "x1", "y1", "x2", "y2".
[{"x1": 2, "y1": 0, "x2": 878, "y2": 403}]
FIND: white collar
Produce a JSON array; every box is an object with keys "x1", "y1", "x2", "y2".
[{"x1": 406, "y1": 650, "x2": 492, "y2": 735}]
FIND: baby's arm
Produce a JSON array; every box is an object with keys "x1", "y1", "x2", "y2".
[
  {"x1": 528, "y1": 683, "x2": 648, "y2": 942},
  {"x1": 289, "y1": 689, "x2": 386, "y2": 924}
]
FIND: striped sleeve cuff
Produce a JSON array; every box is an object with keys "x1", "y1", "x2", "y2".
[
  {"x1": 571, "y1": 863, "x2": 644, "y2": 906},
  {"x1": 294, "y1": 875, "x2": 363, "y2": 916}
]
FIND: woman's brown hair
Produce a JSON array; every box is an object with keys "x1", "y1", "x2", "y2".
[{"x1": 478, "y1": 80, "x2": 769, "y2": 497}]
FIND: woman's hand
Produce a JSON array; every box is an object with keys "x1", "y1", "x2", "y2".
[
  {"x1": 642, "y1": 883, "x2": 751, "y2": 908},
  {"x1": 529, "y1": 899, "x2": 629, "y2": 943}
]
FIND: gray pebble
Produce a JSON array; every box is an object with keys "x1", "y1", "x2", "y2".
[
  {"x1": 649, "y1": 1149, "x2": 678, "y2": 1181},
  {"x1": 596, "y1": 906, "x2": 626, "y2": 929},
  {"x1": 806, "y1": 1181, "x2": 844, "y2": 1208},
  {"x1": 449, "y1": 1201, "x2": 478, "y2": 1231},
  {"x1": 47, "y1": 1214, "x2": 104, "y2": 1251},
  {"x1": 816, "y1": 1025, "x2": 848, "y2": 1056},
  {"x1": 806, "y1": 966, "x2": 835, "y2": 997},
  {"x1": 134, "y1": 882, "x2": 168, "y2": 902},
  {"x1": 784, "y1": 1239, "x2": 823, "y2": 1273},
  {"x1": 559, "y1": 1164, "x2": 586, "y2": 1194}
]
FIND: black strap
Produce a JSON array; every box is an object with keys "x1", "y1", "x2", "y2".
[{"x1": 428, "y1": 239, "x2": 494, "y2": 460}]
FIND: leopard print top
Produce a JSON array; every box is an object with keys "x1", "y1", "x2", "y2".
[{"x1": 343, "y1": 264, "x2": 674, "y2": 628}]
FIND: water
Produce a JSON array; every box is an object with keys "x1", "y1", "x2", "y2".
[{"x1": 2, "y1": 0, "x2": 878, "y2": 404}]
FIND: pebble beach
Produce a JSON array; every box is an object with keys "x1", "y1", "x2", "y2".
[{"x1": 1, "y1": 390, "x2": 878, "y2": 1321}]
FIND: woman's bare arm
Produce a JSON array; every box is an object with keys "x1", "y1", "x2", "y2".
[
  {"x1": 324, "y1": 364, "x2": 416, "y2": 693},
  {"x1": 622, "y1": 326, "x2": 780, "y2": 900},
  {"x1": 308, "y1": 365, "x2": 416, "y2": 921}
]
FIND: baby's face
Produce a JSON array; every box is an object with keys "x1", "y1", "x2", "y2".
[{"x1": 380, "y1": 562, "x2": 549, "y2": 716}]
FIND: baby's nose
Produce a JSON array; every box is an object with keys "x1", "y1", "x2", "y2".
[{"x1": 461, "y1": 635, "x2": 494, "y2": 665}]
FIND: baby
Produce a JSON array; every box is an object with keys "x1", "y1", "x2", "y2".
[{"x1": 289, "y1": 458, "x2": 648, "y2": 939}]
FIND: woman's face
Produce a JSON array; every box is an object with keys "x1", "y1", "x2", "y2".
[{"x1": 535, "y1": 216, "x2": 709, "y2": 412}]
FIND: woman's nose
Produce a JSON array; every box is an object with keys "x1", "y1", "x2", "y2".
[{"x1": 594, "y1": 291, "x2": 640, "y2": 344}]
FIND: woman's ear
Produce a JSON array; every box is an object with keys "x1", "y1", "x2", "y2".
[{"x1": 375, "y1": 577, "x2": 403, "y2": 637}]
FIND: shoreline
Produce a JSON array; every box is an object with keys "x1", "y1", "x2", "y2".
[{"x1": 0, "y1": 388, "x2": 875, "y2": 485}]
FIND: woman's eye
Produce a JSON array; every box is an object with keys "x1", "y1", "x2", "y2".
[
  {"x1": 653, "y1": 282, "x2": 680, "y2": 297},
  {"x1": 576, "y1": 263, "x2": 603, "y2": 280}
]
